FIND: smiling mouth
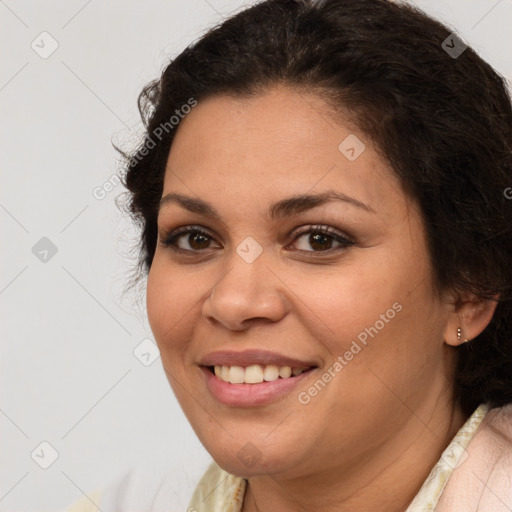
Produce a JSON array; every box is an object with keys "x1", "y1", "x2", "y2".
[{"x1": 205, "y1": 364, "x2": 315, "y2": 384}]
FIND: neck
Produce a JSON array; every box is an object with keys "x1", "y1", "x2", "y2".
[{"x1": 242, "y1": 399, "x2": 468, "y2": 512}]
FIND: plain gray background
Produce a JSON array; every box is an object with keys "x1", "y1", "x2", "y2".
[{"x1": 1, "y1": 1, "x2": 511, "y2": 510}]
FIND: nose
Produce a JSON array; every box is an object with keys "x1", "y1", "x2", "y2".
[{"x1": 201, "y1": 250, "x2": 290, "y2": 331}]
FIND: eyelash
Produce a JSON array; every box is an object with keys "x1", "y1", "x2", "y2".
[{"x1": 159, "y1": 224, "x2": 355, "y2": 257}]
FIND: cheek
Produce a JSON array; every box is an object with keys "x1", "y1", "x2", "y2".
[
  {"x1": 296, "y1": 248, "x2": 440, "y2": 377},
  {"x1": 291, "y1": 262, "x2": 403, "y2": 356},
  {"x1": 146, "y1": 258, "x2": 200, "y2": 360}
]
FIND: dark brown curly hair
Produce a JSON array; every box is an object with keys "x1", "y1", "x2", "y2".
[{"x1": 116, "y1": 0, "x2": 512, "y2": 416}]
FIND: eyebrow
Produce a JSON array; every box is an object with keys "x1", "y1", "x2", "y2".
[{"x1": 158, "y1": 190, "x2": 375, "y2": 220}]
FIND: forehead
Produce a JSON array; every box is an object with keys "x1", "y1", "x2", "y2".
[{"x1": 162, "y1": 86, "x2": 404, "y2": 218}]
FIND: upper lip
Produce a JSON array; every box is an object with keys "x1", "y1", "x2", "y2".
[{"x1": 199, "y1": 349, "x2": 318, "y2": 368}]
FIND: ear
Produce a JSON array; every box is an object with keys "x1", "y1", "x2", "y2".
[{"x1": 443, "y1": 292, "x2": 499, "y2": 347}]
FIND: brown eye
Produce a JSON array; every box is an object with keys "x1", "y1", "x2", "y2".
[
  {"x1": 308, "y1": 232, "x2": 334, "y2": 251},
  {"x1": 291, "y1": 226, "x2": 355, "y2": 253},
  {"x1": 159, "y1": 224, "x2": 354, "y2": 257},
  {"x1": 186, "y1": 232, "x2": 211, "y2": 250},
  {"x1": 160, "y1": 226, "x2": 218, "y2": 253}
]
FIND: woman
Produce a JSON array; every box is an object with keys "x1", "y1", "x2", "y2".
[{"x1": 67, "y1": 0, "x2": 512, "y2": 510}]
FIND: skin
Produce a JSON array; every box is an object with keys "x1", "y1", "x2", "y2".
[{"x1": 146, "y1": 84, "x2": 497, "y2": 512}]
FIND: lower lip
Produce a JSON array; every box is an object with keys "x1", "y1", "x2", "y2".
[{"x1": 200, "y1": 366, "x2": 315, "y2": 407}]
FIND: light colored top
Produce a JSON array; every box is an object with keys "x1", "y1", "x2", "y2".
[{"x1": 64, "y1": 402, "x2": 512, "y2": 512}]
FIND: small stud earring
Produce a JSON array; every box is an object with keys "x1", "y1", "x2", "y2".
[{"x1": 457, "y1": 327, "x2": 469, "y2": 343}]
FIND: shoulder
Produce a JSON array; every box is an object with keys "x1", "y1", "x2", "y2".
[
  {"x1": 437, "y1": 402, "x2": 512, "y2": 511},
  {"x1": 188, "y1": 460, "x2": 246, "y2": 511}
]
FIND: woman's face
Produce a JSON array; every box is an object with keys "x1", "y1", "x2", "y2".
[{"x1": 146, "y1": 85, "x2": 458, "y2": 480}]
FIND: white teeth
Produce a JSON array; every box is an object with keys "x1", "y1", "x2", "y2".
[
  {"x1": 245, "y1": 364, "x2": 264, "y2": 383},
  {"x1": 263, "y1": 365, "x2": 280, "y2": 382},
  {"x1": 213, "y1": 364, "x2": 309, "y2": 384},
  {"x1": 229, "y1": 366, "x2": 245, "y2": 384},
  {"x1": 279, "y1": 366, "x2": 292, "y2": 378}
]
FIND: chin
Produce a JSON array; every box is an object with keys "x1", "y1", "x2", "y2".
[
  {"x1": 213, "y1": 452, "x2": 292, "y2": 479},
  {"x1": 201, "y1": 433, "x2": 305, "y2": 479}
]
